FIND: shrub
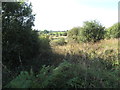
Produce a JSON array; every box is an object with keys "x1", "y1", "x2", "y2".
[
  {"x1": 55, "y1": 32, "x2": 59, "y2": 37},
  {"x1": 105, "y1": 23, "x2": 120, "y2": 39},
  {"x1": 67, "y1": 20, "x2": 105, "y2": 43},
  {"x1": 38, "y1": 35, "x2": 51, "y2": 56},
  {"x1": 50, "y1": 38, "x2": 66, "y2": 46},
  {"x1": 68, "y1": 27, "x2": 79, "y2": 37},
  {"x1": 78, "y1": 20, "x2": 105, "y2": 43},
  {"x1": 67, "y1": 27, "x2": 80, "y2": 43},
  {"x1": 5, "y1": 70, "x2": 34, "y2": 88},
  {"x1": 62, "y1": 32, "x2": 67, "y2": 36}
]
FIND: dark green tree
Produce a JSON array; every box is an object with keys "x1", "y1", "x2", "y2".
[{"x1": 2, "y1": 2, "x2": 40, "y2": 69}]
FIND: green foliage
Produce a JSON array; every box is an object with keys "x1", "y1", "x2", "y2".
[
  {"x1": 78, "y1": 20, "x2": 105, "y2": 42},
  {"x1": 67, "y1": 27, "x2": 79, "y2": 42},
  {"x1": 105, "y1": 23, "x2": 120, "y2": 39},
  {"x1": 62, "y1": 32, "x2": 67, "y2": 36},
  {"x1": 2, "y1": 2, "x2": 52, "y2": 86},
  {"x1": 2, "y1": 2, "x2": 41, "y2": 69},
  {"x1": 67, "y1": 20, "x2": 105, "y2": 43},
  {"x1": 32, "y1": 65, "x2": 54, "y2": 88},
  {"x1": 56, "y1": 32, "x2": 59, "y2": 37},
  {"x1": 6, "y1": 59, "x2": 120, "y2": 88},
  {"x1": 68, "y1": 27, "x2": 79, "y2": 36},
  {"x1": 5, "y1": 70, "x2": 34, "y2": 88},
  {"x1": 40, "y1": 30, "x2": 49, "y2": 34},
  {"x1": 38, "y1": 35, "x2": 51, "y2": 56}
]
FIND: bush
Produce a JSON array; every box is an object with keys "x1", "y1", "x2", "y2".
[
  {"x1": 67, "y1": 27, "x2": 80, "y2": 42},
  {"x1": 67, "y1": 20, "x2": 105, "y2": 43},
  {"x1": 55, "y1": 32, "x2": 59, "y2": 37},
  {"x1": 5, "y1": 70, "x2": 35, "y2": 88},
  {"x1": 50, "y1": 38, "x2": 66, "y2": 46},
  {"x1": 78, "y1": 20, "x2": 105, "y2": 43},
  {"x1": 38, "y1": 34, "x2": 51, "y2": 57},
  {"x1": 62, "y1": 32, "x2": 67, "y2": 36},
  {"x1": 67, "y1": 27, "x2": 79, "y2": 37},
  {"x1": 105, "y1": 23, "x2": 120, "y2": 39}
]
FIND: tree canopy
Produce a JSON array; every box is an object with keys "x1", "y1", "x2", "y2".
[{"x1": 2, "y1": 2, "x2": 40, "y2": 69}]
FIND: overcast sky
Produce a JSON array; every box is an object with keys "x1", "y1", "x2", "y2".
[{"x1": 29, "y1": 0, "x2": 119, "y2": 31}]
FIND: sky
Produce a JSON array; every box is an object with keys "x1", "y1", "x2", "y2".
[{"x1": 29, "y1": 0, "x2": 119, "y2": 31}]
